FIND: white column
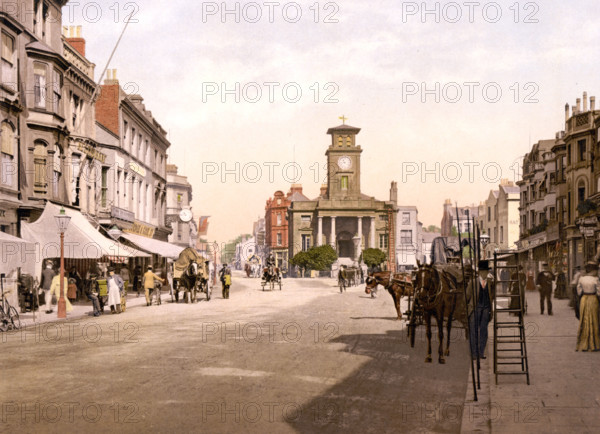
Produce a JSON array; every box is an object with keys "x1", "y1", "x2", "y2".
[
  {"x1": 330, "y1": 216, "x2": 336, "y2": 247},
  {"x1": 357, "y1": 217, "x2": 363, "y2": 250},
  {"x1": 370, "y1": 216, "x2": 376, "y2": 248},
  {"x1": 317, "y1": 216, "x2": 323, "y2": 246}
]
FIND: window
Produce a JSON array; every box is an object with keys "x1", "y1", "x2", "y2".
[
  {"x1": 72, "y1": 94, "x2": 80, "y2": 129},
  {"x1": 33, "y1": 142, "x2": 47, "y2": 194},
  {"x1": 301, "y1": 234, "x2": 311, "y2": 251},
  {"x1": 487, "y1": 207, "x2": 490, "y2": 221},
  {"x1": 277, "y1": 233, "x2": 282, "y2": 246},
  {"x1": 379, "y1": 215, "x2": 387, "y2": 221},
  {"x1": 1, "y1": 122, "x2": 15, "y2": 187},
  {"x1": 400, "y1": 230, "x2": 412, "y2": 244},
  {"x1": 578, "y1": 139, "x2": 586, "y2": 162},
  {"x1": 500, "y1": 226, "x2": 504, "y2": 243},
  {"x1": 145, "y1": 140, "x2": 149, "y2": 164},
  {"x1": 578, "y1": 181, "x2": 585, "y2": 204},
  {"x1": 301, "y1": 215, "x2": 311, "y2": 223},
  {"x1": 131, "y1": 128, "x2": 135, "y2": 154},
  {"x1": 154, "y1": 150, "x2": 157, "y2": 170},
  {"x1": 1, "y1": 32, "x2": 15, "y2": 86},
  {"x1": 52, "y1": 146, "x2": 62, "y2": 198},
  {"x1": 402, "y1": 212, "x2": 410, "y2": 225},
  {"x1": 101, "y1": 167, "x2": 108, "y2": 207},
  {"x1": 116, "y1": 169, "x2": 121, "y2": 207},
  {"x1": 123, "y1": 120, "x2": 128, "y2": 142},
  {"x1": 52, "y1": 69, "x2": 62, "y2": 114},
  {"x1": 493, "y1": 227, "x2": 497, "y2": 243},
  {"x1": 177, "y1": 223, "x2": 182, "y2": 241},
  {"x1": 138, "y1": 134, "x2": 142, "y2": 159},
  {"x1": 177, "y1": 193, "x2": 182, "y2": 204},
  {"x1": 276, "y1": 213, "x2": 282, "y2": 225},
  {"x1": 379, "y1": 234, "x2": 388, "y2": 249},
  {"x1": 34, "y1": 63, "x2": 46, "y2": 108},
  {"x1": 340, "y1": 176, "x2": 348, "y2": 190}
]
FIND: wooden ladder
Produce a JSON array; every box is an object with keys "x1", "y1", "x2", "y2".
[{"x1": 492, "y1": 251, "x2": 530, "y2": 385}]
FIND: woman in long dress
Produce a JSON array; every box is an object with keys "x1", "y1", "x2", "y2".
[
  {"x1": 107, "y1": 268, "x2": 122, "y2": 314},
  {"x1": 576, "y1": 261, "x2": 600, "y2": 351}
]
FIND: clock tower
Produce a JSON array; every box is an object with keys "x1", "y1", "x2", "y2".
[{"x1": 325, "y1": 122, "x2": 362, "y2": 199}]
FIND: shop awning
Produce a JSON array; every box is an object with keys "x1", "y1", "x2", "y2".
[
  {"x1": 120, "y1": 232, "x2": 185, "y2": 260},
  {"x1": 0, "y1": 231, "x2": 36, "y2": 275},
  {"x1": 21, "y1": 202, "x2": 149, "y2": 260}
]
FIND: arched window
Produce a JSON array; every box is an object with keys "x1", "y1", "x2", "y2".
[
  {"x1": 1, "y1": 121, "x2": 15, "y2": 187},
  {"x1": 578, "y1": 180, "x2": 586, "y2": 205},
  {"x1": 33, "y1": 141, "x2": 48, "y2": 194}
]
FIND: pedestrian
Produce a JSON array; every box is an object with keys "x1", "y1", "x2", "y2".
[
  {"x1": 107, "y1": 267, "x2": 122, "y2": 314},
  {"x1": 114, "y1": 267, "x2": 126, "y2": 312},
  {"x1": 338, "y1": 265, "x2": 348, "y2": 293},
  {"x1": 85, "y1": 277, "x2": 101, "y2": 317},
  {"x1": 143, "y1": 266, "x2": 164, "y2": 306},
  {"x1": 536, "y1": 262, "x2": 555, "y2": 315},
  {"x1": 41, "y1": 262, "x2": 56, "y2": 314},
  {"x1": 49, "y1": 273, "x2": 73, "y2": 313},
  {"x1": 220, "y1": 263, "x2": 231, "y2": 299},
  {"x1": 576, "y1": 261, "x2": 600, "y2": 351},
  {"x1": 468, "y1": 260, "x2": 494, "y2": 360},
  {"x1": 555, "y1": 267, "x2": 567, "y2": 299},
  {"x1": 133, "y1": 265, "x2": 142, "y2": 297},
  {"x1": 68, "y1": 266, "x2": 83, "y2": 300}
]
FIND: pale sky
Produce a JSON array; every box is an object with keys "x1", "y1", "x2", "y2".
[{"x1": 62, "y1": 0, "x2": 600, "y2": 244}]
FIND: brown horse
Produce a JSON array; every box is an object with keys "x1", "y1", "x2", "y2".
[
  {"x1": 365, "y1": 272, "x2": 414, "y2": 320},
  {"x1": 411, "y1": 262, "x2": 469, "y2": 364}
]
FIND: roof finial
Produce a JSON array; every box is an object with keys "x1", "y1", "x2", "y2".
[{"x1": 339, "y1": 115, "x2": 347, "y2": 125}]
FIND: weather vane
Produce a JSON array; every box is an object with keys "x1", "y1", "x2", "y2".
[{"x1": 339, "y1": 115, "x2": 348, "y2": 124}]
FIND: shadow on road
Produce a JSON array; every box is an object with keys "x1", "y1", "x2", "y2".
[{"x1": 287, "y1": 327, "x2": 471, "y2": 433}]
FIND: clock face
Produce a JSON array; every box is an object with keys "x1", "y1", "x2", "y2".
[
  {"x1": 179, "y1": 208, "x2": 193, "y2": 223},
  {"x1": 338, "y1": 156, "x2": 352, "y2": 170}
]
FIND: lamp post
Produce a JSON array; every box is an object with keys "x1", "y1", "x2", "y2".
[{"x1": 54, "y1": 207, "x2": 71, "y2": 319}]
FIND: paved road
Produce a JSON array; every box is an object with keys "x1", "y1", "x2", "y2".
[{"x1": 2, "y1": 272, "x2": 472, "y2": 433}]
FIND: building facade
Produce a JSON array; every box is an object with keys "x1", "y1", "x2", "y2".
[
  {"x1": 396, "y1": 205, "x2": 421, "y2": 271},
  {"x1": 441, "y1": 200, "x2": 479, "y2": 236},
  {"x1": 265, "y1": 185, "x2": 309, "y2": 268},
  {"x1": 287, "y1": 123, "x2": 398, "y2": 273},
  {"x1": 166, "y1": 164, "x2": 195, "y2": 248},
  {"x1": 95, "y1": 70, "x2": 171, "y2": 241}
]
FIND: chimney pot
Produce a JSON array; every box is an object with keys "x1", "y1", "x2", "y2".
[
  {"x1": 591, "y1": 96, "x2": 596, "y2": 111},
  {"x1": 576, "y1": 98, "x2": 581, "y2": 113},
  {"x1": 583, "y1": 92, "x2": 588, "y2": 111}
]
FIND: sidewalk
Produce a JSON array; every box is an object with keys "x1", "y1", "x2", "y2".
[
  {"x1": 462, "y1": 290, "x2": 600, "y2": 433},
  {"x1": 16, "y1": 290, "x2": 159, "y2": 328}
]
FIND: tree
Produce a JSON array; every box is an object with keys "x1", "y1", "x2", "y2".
[
  {"x1": 425, "y1": 225, "x2": 441, "y2": 233},
  {"x1": 309, "y1": 245, "x2": 338, "y2": 271},
  {"x1": 289, "y1": 251, "x2": 311, "y2": 277},
  {"x1": 362, "y1": 248, "x2": 387, "y2": 268}
]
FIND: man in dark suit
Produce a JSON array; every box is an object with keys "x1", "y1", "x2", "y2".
[
  {"x1": 536, "y1": 262, "x2": 555, "y2": 315},
  {"x1": 468, "y1": 260, "x2": 495, "y2": 360}
]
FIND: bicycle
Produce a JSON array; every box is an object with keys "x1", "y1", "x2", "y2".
[{"x1": 1, "y1": 273, "x2": 21, "y2": 332}]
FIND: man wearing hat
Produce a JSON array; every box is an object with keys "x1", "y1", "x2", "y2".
[
  {"x1": 143, "y1": 266, "x2": 164, "y2": 306},
  {"x1": 468, "y1": 260, "x2": 495, "y2": 360},
  {"x1": 536, "y1": 262, "x2": 555, "y2": 315}
]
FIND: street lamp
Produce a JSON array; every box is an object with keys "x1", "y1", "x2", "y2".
[{"x1": 54, "y1": 207, "x2": 71, "y2": 319}]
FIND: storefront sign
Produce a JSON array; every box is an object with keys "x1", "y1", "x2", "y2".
[
  {"x1": 111, "y1": 206, "x2": 135, "y2": 223},
  {"x1": 128, "y1": 162, "x2": 146, "y2": 177},
  {"x1": 77, "y1": 142, "x2": 107, "y2": 163},
  {"x1": 125, "y1": 222, "x2": 155, "y2": 238}
]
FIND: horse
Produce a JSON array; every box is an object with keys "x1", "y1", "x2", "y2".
[
  {"x1": 411, "y1": 262, "x2": 470, "y2": 364},
  {"x1": 365, "y1": 272, "x2": 414, "y2": 319},
  {"x1": 176, "y1": 261, "x2": 200, "y2": 303}
]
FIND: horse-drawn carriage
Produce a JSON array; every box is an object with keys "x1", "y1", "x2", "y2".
[
  {"x1": 173, "y1": 248, "x2": 211, "y2": 302},
  {"x1": 261, "y1": 264, "x2": 282, "y2": 291}
]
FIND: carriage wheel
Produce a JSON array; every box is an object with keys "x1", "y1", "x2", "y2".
[{"x1": 8, "y1": 306, "x2": 20, "y2": 330}]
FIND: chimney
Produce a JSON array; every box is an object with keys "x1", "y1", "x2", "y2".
[
  {"x1": 591, "y1": 96, "x2": 596, "y2": 111},
  {"x1": 65, "y1": 25, "x2": 86, "y2": 57},
  {"x1": 389, "y1": 181, "x2": 398, "y2": 204},
  {"x1": 565, "y1": 103, "x2": 570, "y2": 121},
  {"x1": 583, "y1": 92, "x2": 588, "y2": 112},
  {"x1": 319, "y1": 184, "x2": 327, "y2": 197},
  {"x1": 576, "y1": 98, "x2": 581, "y2": 113},
  {"x1": 289, "y1": 184, "x2": 303, "y2": 195},
  {"x1": 104, "y1": 69, "x2": 119, "y2": 85}
]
